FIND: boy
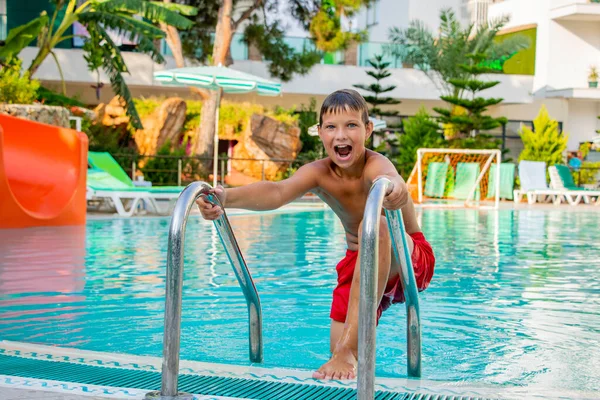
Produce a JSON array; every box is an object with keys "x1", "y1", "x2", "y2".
[{"x1": 197, "y1": 89, "x2": 435, "y2": 380}]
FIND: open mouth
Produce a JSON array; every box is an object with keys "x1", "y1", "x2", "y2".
[{"x1": 334, "y1": 144, "x2": 353, "y2": 161}]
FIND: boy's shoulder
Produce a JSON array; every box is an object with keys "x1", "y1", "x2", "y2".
[
  {"x1": 364, "y1": 150, "x2": 393, "y2": 169},
  {"x1": 303, "y1": 157, "x2": 331, "y2": 173}
]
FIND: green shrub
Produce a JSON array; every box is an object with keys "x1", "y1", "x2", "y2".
[
  {"x1": 0, "y1": 60, "x2": 40, "y2": 104},
  {"x1": 391, "y1": 107, "x2": 444, "y2": 178},
  {"x1": 574, "y1": 162, "x2": 600, "y2": 186},
  {"x1": 295, "y1": 98, "x2": 322, "y2": 160},
  {"x1": 518, "y1": 105, "x2": 568, "y2": 166},
  {"x1": 184, "y1": 100, "x2": 202, "y2": 132},
  {"x1": 85, "y1": 117, "x2": 138, "y2": 172},
  {"x1": 37, "y1": 86, "x2": 85, "y2": 107},
  {"x1": 133, "y1": 97, "x2": 164, "y2": 119},
  {"x1": 140, "y1": 141, "x2": 199, "y2": 186}
]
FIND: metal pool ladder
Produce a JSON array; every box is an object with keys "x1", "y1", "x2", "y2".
[
  {"x1": 147, "y1": 178, "x2": 421, "y2": 400},
  {"x1": 146, "y1": 181, "x2": 262, "y2": 400},
  {"x1": 357, "y1": 177, "x2": 422, "y2": 399}
]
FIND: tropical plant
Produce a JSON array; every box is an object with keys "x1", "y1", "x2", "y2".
[
  {"x1": 295, "y1": 98, "x2": 323, "y2": 162},
  {"x1": 433, "y1": 53, "x2": 507, "y2": 139},
  {"x1": 391, "y1": 107, "x2": 444, "y2": 178},
  {"x1": 518, "y1": 105, "x2": 568, "y2": 166},
  {"x1": 589, "y1": 66, "x2": 599, "y2": 82},
  {"x1": 1, "y1": 0, "x2": 197, "y2": 129},
  {"x1": 37, "y1": 86, "x2": 86, "y2": 107},
  {"x1": 0, "y1": 59, "x2": 40, "y2": 104},
  {"x1": 0, "y1": 14, "x2": 49, "y2": 66},
  {"x1": 353, "y1": 54, "x2": 401, "y2": 117},
  {"x1": 575, "y1": 162, "x2": 600, "y2": 186},
  {"x1": 141, "y1": 141, "x2": 189, "y2": 185},
  {"x1": 388, "y1": 8, "x2": 529, "y2": 98}
]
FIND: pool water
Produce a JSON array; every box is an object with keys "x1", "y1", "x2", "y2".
[{"x1": 0, "y1": 208, "x2": 598, "y2": 394}]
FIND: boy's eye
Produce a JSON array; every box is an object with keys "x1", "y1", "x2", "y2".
[
  {"x1": 325, "y1": 125, "x2": 335, "y2": 129},
  {"x1": 348, "y1": 123, "x2": 357, "y2": 128}
]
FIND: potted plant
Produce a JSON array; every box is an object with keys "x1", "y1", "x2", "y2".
[{"x1": 589, "y1": 66, "x2": 599, "y2": 88}]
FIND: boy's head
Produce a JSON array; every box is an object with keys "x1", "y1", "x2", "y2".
[
  {"x1": 319, "y1": 89, "x2": 370, "y2": 127},
  {"x1": 318, "y1": 89, "x2": 373, "y2": 169}
]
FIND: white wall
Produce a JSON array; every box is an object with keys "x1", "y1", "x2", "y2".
[
  {"x1": 488, "y1": 0, "x2": 546, "y2": 29},
  {"x1": 547, "y1": 20, "x2": 600, "y2": 90},
  {"x1": 354, "y1": 0, "x2": 409, "y2": 43},
  {"x1": 266, "y1": 0, "x2": 309, "y2": 38},
  {"x1": 408, "y1": 0, "x2": 469, "y2": 32},
  {"x1": 564, "y1": 100, "x2": 600, "y2": 149},
  {"x1": 491, "y1": 99, "x2": 569, "y2": 122},
  {"x1": 552, "y1": 0, "x2": 587, "y2": 8},
  {"x1": 354, "y1": 0, "x2": 473, "y2": 43}
]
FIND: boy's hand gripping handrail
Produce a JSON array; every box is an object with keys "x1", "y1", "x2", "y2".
[
  {"x1": 357, "y1": 177, "x2": 422, "y2": 400},
  {"x1": 147, "y1": 181, "x2": 263, "y2": 400}
]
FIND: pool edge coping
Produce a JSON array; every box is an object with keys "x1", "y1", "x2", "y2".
[{"x1": 1, "y1": 340, "x2": 598, "y2": 400}]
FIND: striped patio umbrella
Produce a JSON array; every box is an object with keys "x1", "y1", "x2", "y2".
[{"x1": 153, "y1": 65, "x2": 283, "y2": 186}]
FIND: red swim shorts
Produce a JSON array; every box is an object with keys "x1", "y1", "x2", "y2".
[{"x1": 330, "y1": 232, "x2": 435, "y2": 323}]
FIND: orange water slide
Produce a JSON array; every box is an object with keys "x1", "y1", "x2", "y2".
[{"x1": 0, "y1": 114, "x2": 88, "y2": 229}]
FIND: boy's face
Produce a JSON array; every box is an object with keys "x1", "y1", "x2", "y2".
[{"x1": 318, "y1": 109, "x2": 373, "y2": 169}]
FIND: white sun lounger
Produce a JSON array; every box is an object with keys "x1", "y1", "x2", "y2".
[{"x1": 513, "y1": 161, "x2": 563, "y2": 205}]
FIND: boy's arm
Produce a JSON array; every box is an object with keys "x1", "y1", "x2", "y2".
[
  {"x1": 207, "y1": 162, "x2": 319, "y2": 212},
  {"x1": 364, "y1": 154, "x2": 421, "y2": 234}
]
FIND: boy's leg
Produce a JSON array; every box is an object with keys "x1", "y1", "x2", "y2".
[
  {"x1": 316, "y1": 216, "x2": 411, "y2": 380},
  {"x1": 329, "y1": 320, "x2": 345, "y2": 354},
  {"x1": 327, "y1": 233, "x2": 415, "y2": 354}
]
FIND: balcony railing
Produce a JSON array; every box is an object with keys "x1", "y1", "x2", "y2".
[
  {"x1": 158, "y1": 34, "x2": 406, "y2": 69},
  {"x1": 0, "y1": 14, "x2": 6, "y2": 41}
]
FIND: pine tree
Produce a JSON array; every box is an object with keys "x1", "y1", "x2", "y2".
[
  {"x1": 518, "y1": 105, "x2": 568, "y2": 166},
  {"x1": 353, "y1": 54, "x2": 401, "y2": 148},
  {"x1": 433, "y1": 53, "x2": 507, "y2": 140},
  {"x1": 391, "y1": 107, "x2": 444, "y2": 178}
]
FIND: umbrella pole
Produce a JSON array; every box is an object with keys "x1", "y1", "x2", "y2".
[{"x1": 213, "y1": 89, "x2": 222, "y2": 187}]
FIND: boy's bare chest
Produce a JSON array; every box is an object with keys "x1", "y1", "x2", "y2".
[{"x1": 315, "y1": 178, "x2": 369, "y2": 220}]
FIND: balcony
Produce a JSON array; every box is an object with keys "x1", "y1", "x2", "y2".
[
  {"x1": 551, "y1": 0, "x2": 600, "y2": 22},
  {"x1": 159, "y1": 33, "x2": 403, "y2": 68},
  {"x1": 545, "y1": 87, "x2": 600, "y2": 100}
]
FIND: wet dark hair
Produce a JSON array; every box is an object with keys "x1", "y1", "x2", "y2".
[{"x1": 319, "y1": 89, "x2": 370, "y2": 126}]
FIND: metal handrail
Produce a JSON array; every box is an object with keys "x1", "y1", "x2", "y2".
[
  {"x1": 357, "y1": 177, "x2": 422, "y2": 400},
  {"x1": 146, "y1": 181, "x2": 262, "y2": 400}
]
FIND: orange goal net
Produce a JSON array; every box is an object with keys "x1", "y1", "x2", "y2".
[{"x1": 406, "y1": 148, "x2": 501, "y2": 208}]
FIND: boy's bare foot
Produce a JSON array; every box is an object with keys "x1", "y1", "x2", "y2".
[{"x1": 312, "y1": 346, "x2": 358, "y2": 380}]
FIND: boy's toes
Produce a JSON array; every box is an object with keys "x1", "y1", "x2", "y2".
[{"x1": 312, "y1": 370, "x2": 325, "y2": 379}]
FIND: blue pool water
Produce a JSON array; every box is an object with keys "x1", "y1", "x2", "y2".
[{"x1": 0, "y1": 208, "x2": 599, "y2": 394}]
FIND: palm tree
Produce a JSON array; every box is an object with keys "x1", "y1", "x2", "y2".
[
  {"x1": 388, "y1": 8, "x2": 529, "y2": 98},
  {"x1": 15, "y1": 0, "x2": 196, "y2": 129}
]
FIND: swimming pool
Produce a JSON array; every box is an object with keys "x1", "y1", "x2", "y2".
[{"x1": 0, "y1": 207, "x2": 598, "y2": 397}]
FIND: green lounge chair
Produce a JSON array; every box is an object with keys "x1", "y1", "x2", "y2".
[
  {"x1": 88, "y1": 151, "x2": 185, "y2": 194},
  {"x1": 87, "y1": 168, "x2": 158, "y2": 217},
  {"x1": 486, "y1": 163, "x2": 516, "y2": 200},
  {"x1": 424, "y1": 162, "x2": 449, "y2": 198},
  {"x1": 549, "y1": 165, "x2": 600, "y2": 206},
  {"x1": 450, "y1": 162, "x2": 481, "y2": 201}
]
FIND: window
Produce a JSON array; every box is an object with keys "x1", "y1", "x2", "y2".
[
  {"x1": 365, "y1": 0, "x2": 378, "y2": 28},
  {"x1": 0, "y1": 0, "x2": 6, "y2": 41}
]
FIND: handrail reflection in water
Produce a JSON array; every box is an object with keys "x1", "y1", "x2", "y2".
[{"x1": 146, "y1": 181, "x2": 262, "y2": 400}]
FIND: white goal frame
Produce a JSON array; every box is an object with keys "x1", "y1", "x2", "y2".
[{"x1": 407, "y1": 148, "x2": 502, "y2": 209}]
